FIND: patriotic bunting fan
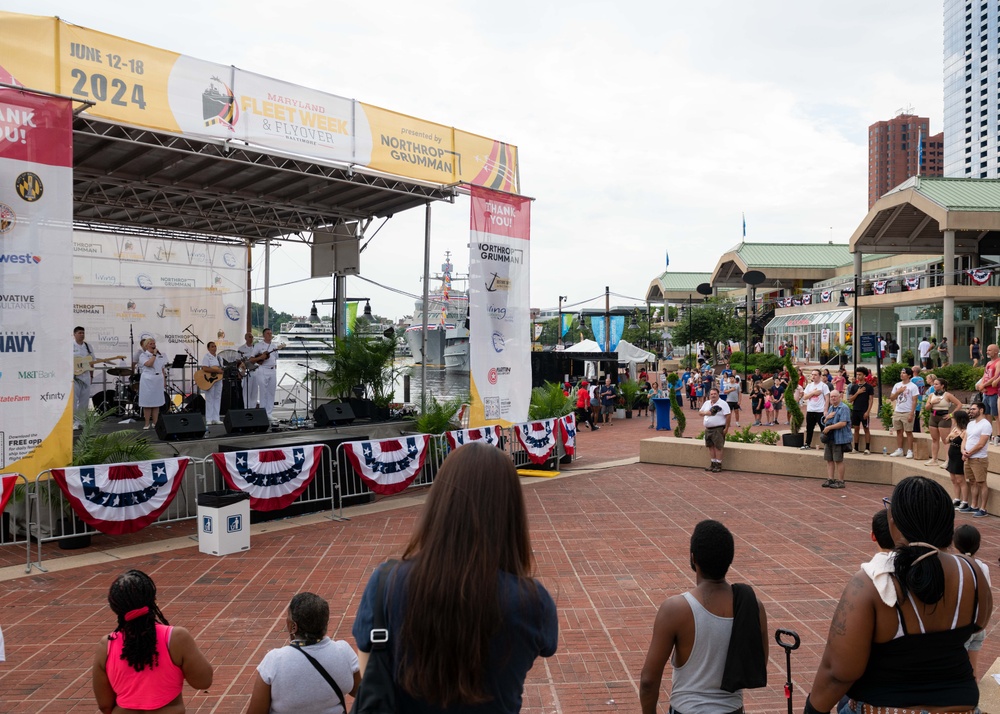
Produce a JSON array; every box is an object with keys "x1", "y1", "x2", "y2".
[
  {"x1": 0, "y1": 474, "x2": 19, "y2": 516},
  {"x1": 51, "y1": 457, "x2": 189, "y2": 535},
  {"x1": 213, "y1": 445, "x2": 323, "y2": 511},
  {"x1": 821, "y1": 290, "x2": 831, "y2": 303},
  {"x1": 446, "y1": 425, "x2": 504, "y2": 451},
  {"x1": 559, "y1": 413, "x2": 576, "y2": 456},
  {"x1": 904, "y1": 277, "x2": 920, "y2": 291},
  {"x1": 801, "y1": 294, "x2": 812, "y2": 305},
  {"x1": 515, "y1": 419, "x2": 557, "y2": 464},
  {"x1": 968, "y1": 268, "x2": 993, "y2": 285},
  {"x1": 872, "y1": 280, "x2": 887, "y2": 295},
  {"x1": 344, "y1": 436, "x2": 430, "y2": 495},
  {"x1": 792, "y1": 298, "x2": 802, "y2": 307}
]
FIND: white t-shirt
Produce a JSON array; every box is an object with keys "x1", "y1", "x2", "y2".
[
  {"x1": 700, "y1": 398, "x2": 730, "y2": 428},
  {"x1": 257, "y1": 638, "x2": 359, "y2": 714},
  {"x1": 918, "y1": 340, "x2": 931, "y2": 359},
  {"x1": 802, "y1": 381, "x2": 830, "y2": 413},
  {"x1": 237, "y1": 342, "x2": 256, "y2": 359},
  {"x1": 892, "y1": 381, "x2": 920, "y2": 414},
  {"x1": 253, "y1": 340, "x2": 279, "y2": 368},
  {"x1": 964, "y1": 417, "x2": 993, "y2": 459}
]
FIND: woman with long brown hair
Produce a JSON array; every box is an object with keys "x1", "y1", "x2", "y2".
[
  {"x1": 352, "y1": 442, "x2": 558, "y2": 712},
  {"x1": 92, "y1": 569, "x2": 213, "y2": 714}
]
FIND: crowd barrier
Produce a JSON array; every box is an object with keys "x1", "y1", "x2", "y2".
[{"x1": 3, "y1": 420, "x2": 576, "y2": 573}]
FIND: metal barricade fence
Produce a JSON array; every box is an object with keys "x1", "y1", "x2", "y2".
[
  {"x1": 335, "y1": 434, "x2": 450, "y2": 503},
  {"x1": 504, "y1": 420, "x2": 576, "y2": 472},
  {"x1": 1, "y1": 473, "x2": 32, "y2": 573},
  {"x1": 198, "y1": 443, "x2": 342, "y2": 521}
]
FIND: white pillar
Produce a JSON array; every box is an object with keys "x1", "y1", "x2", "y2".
[{"x1": 943, "y1": 230, "x2": 955, "y2": 355}]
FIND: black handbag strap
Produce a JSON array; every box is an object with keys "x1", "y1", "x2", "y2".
[{"x1": 290, "y1": 643, "x2": 347, "y2": 711}]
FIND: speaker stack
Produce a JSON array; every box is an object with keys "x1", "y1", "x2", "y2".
[
  {"x1": 224, "y1": 408, "x2": 271, "y2": 434},
  {"x1": 156, "y1": 413, "x2": 207, "y2": 441},
  {"x1": 314, "y1": 401, "x2": 355, "y2": 427}
]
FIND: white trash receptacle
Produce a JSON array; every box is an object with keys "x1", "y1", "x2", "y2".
[{"x1": 197, "y1": 490, "x2": 250, "y2": 556}]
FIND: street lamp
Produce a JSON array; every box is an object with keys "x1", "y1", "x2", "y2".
[{"x1": 558, "y1": 295, "x2": 567, "y2": 347}]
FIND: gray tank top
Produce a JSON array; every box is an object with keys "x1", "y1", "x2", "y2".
[{"x1": 669, "y1": 591, "x2": 743, "y2": 714}]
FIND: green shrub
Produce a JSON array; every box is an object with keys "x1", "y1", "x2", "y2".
[
  {"x1": 681, "y1": 354, "x2": 698, "y2": 369},
  {"x1": 725, "y1": 424, "x2": 757, "y2": 443},
  {"x1": 878, "y1": 400, "x2": 894, "y2": 431},
  {"x1": 671, "y1": 396, "x2": 686, "y2": 437},
  {"x1": 931, "y1": 364, "x2": 984, "y2": 391},
  {"x1": 754, "y1": 353, "x2": 785, "y2": 375},
  {"x1": 618, "y1": 379, "x2": 641, "y2": 410},
  {"x1": 901, "y1": 349, "x2": 915, "y2": 366},
  {"x1": 756, "y1": 429, "x2": 780, "y2": 445},
  {"x1": 528, "y1": 382, "x2": 574, "y2": 420},
  {"x1": 413, "y1": 395, "x2": 467, "y2": 434}
]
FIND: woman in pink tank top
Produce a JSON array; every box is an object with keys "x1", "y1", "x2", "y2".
[{"x1": 92, "y1": 569, "x2": 214, "y2": 714}]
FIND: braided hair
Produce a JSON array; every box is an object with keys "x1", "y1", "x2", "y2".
[
  {"x1": 107, "y1": 569, "x2": 169, "y2": 671},
  {"x1": 890, "y1": 476, "x2": 954, "y2": 605}
]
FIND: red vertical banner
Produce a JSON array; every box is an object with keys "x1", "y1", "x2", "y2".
[
  {"x1": 468, "y1": 187, "x2": 531, "y2": 426},
  {"x1": 0, "y1": 88, "x2": 75, "y2": 477}
]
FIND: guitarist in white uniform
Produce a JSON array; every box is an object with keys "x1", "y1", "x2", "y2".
[
  {"x1": 199, "y1": 341, "x2": 225, "y2": 425},
  {"x1": 72, "y1": 326, "x2": 94, "y2": 428},
  {"x1": 251, "y1": 328, "x2": 280, "y2": 421}
]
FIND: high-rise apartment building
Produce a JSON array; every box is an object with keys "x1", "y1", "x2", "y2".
[
  {"x1": 943, "y1": 0, "x2": 999, "y2": 177},
  {"x1": 867, "y1": 114, "x2": 944, "y2": 209}
]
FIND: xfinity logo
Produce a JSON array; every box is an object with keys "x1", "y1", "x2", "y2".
[{"x1": 39, "y1": 391, "x2": 66, "y2": 402}]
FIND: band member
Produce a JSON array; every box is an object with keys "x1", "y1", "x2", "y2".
[
  {"x1": 139, "y1": 338, "x2": 168, "y2": 430},
  {"x1": 132, "y1": 338, "x2": 148, "y2": 371},
  {"x1": 251, "y1": 328, "x2": 279, "y2": 421},
  {"x1": 238, "y1": 332, "x2": 258, "y2": 409},
  {"x1": 200, "y1": 341, "x2": 224, "y2": 425},
  {"x1": 73, "y1": 326, "x2": 94, "y2": 428}
]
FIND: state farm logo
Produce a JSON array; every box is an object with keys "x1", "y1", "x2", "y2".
[
  {"x1": 136, "y1": 273, "x2": 153, "y2": 290},
  {"x1": 0, "y1": 202, "x2": 15, "y2": 234},
  {"x1": 15, "y1": 172, "x2": 43, "y2": 202}
]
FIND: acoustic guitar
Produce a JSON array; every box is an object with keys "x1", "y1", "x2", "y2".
[
  {"x1": 193, "y1": 368, "x2": 223, "y2": 391},
  {"x1": 74, "y1": 355, "x2": 126, "y2": 376}
]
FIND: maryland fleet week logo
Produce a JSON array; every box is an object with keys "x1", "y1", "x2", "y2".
[
  {"x1": 15, "y1": 172, "x2": 42, "y2": 202},
  {"x1": 202, "y1": 76, "x2": 239, "y2": 131},
  {"x1": 0, "y1": 202, "x2": 15, "y2": 234}
]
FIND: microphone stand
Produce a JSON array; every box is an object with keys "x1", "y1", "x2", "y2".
[{"x1": 182, "y1": 325, "x2": 203, "y2": 397}]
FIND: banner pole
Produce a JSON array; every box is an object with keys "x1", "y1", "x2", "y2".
[{"x1": 420, "y1": 202, "x2": 432, "y2": 412}]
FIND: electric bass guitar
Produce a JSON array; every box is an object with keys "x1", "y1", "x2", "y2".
[
  {"x1": 193, "y1": 368, "x2": 223, "y2": 391},
  {"x1": 74, "y1": 355, "x2": 126, "y2": 376}
]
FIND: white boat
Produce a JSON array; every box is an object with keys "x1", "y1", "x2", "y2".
[
  {"x1": 405, "y1": 253, "x2": 470, "y2": 371},
  {"x1": 277, "y1": 312, "x2": 335, "y2": 360}
]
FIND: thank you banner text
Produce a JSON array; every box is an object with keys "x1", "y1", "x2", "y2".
[{"x1": 469, "y1": 187, "x2": 531, "y2": 426}]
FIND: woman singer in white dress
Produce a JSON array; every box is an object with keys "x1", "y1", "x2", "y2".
[{"x1": 139, "y1": 338, "x2": 167, "y2": 430}]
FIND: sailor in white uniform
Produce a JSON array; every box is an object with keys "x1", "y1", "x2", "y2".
[
  {"x1": 251, "y1": 328, "x2": 280, "y2": 420},
  {"x1": 200, "y1": 341, "x2": 225, "y2": 425}
]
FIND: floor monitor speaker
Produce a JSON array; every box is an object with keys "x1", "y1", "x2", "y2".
[
  {"x1": 156, "y1": 412, "x2": 207, "y2": 441},
  {"x1": 314, "y1": 401, "x2": 355, "y2": 427},
  {"x1": 224, "y1": 408, "x2": 270, "y2": 434}
]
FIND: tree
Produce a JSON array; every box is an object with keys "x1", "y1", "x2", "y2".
[
  {"x1": 670, "y1": 298, "x2": 745, "y2": 349},
  {"x1": 251, "y1": 302, "x2": 295, "y2": 332}
]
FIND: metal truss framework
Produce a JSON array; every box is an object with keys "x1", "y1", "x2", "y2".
[{"x1": 71, "y1": 117, "x2": 456, "y2": 244}]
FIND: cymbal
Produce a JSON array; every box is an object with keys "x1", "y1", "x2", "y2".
[{"x1": 107, "y1": 367, "x2": 133, "y2": 377}]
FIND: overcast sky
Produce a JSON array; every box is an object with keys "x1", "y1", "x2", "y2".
[{"x1": 21, "y1": 0, "x2": 944, "y2": 321}]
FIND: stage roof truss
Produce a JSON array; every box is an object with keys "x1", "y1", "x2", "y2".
[{"x1": 71, "y1": 116, "x2": 457, "y2": 244}]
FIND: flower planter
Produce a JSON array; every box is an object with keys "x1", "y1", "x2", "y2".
[
  {"x1": 625, "y1": 410, "x2": 633, "y2": 419},
  {"x1": 615, "y1": 409, "x2": 626, "y2": 419},
  {"x1": 781, "y1": 433, "x2": 804, "y2": 448}
]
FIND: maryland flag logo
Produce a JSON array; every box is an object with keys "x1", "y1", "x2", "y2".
[
  {"x1": 0, "y1": 202, "x2": 15, "y2": 234},
  {"x1": 15, "y1": 172, "x2": 43, "y2": 202},
  {"x1": 471, "y1": 141, "x2": 519, "y2": 194}
]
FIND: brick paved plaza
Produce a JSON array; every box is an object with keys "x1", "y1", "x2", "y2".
[{"x1": 1, "y1": 415, "x2": 998, "y2": 712}]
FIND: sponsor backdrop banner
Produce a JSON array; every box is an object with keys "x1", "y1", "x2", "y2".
[
  {"x1": 468, "y1": 187, "x2": 531, "y2": 427},
  {"x1": 0, "y1": 12, "x2": 519, "y2": 194},
  {"x1": 72, "y1": 231, "x2": 247, "y2": 393},
  {"x1": 0, "y1": 89, "x2": 74, "y2": 477}
]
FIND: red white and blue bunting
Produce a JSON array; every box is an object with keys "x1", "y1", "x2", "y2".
[
  {"x1": 0, "y1": 474, "x2": 18, "y2": 515},
  {"x1": 904, "y1": 277, "x2": 921, "y2": 290},
  {"x1": 968, "y1": 268, "x2": 993, "y2": 285},
  {"x1": 212, "y1": 445, "x2": 323, "y2": 511},
  {"x1": 800, "y1": 294, "x2": 812, "y2": 305},
  {"x1": 515, "y1": 419, "x2": 557, "y2": 465},
  {"x1": 343, "y1": 435, "x2": 430, "y2": 495},
  {"x1": 559, "y1": 413, "x2": 576, "y2": 456},
  {"x1": 446, "y1": 425, "x2": 504, "y2": 451},
  {"x1": 872, "y1": 280, "x2": 888, "y2": 295},
  {"x1": 51, "y1": 457, "x2": 189, "y2": 535},
  {"x1": 820, "y1": 290, "x2": 831, "y2": 303}
]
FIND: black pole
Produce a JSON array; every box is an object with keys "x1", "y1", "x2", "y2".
[
  {"x1": 743, "y1": 304, "x2": 748, "y2": 390},
  {"x1": 604, "y1": 286, "x2": 610, "y2": 353},
  {"x1": 852, "y1": 275, "x2": 859, "y2": 378},
  {"x1": 688, "y1": 294, "x2": 693, "y2": 364}
]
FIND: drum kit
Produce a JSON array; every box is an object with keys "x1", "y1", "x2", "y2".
[{"x1": 91, "y1": 364, "x2": 183, "y2": 418}]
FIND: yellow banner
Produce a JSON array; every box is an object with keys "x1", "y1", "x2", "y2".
[{"x1": 0, "y1": 11, "x2": 520, "y2": 193}]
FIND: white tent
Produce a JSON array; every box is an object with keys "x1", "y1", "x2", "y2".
[{"x1": 563, "y1": 339, "x2": 656, "y2": 380}]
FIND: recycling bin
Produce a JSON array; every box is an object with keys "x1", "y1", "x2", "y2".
[{"x1": 197, "y1": 489, "x2": 250, "y2": 556}]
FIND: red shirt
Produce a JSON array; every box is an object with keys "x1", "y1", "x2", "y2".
[
  {"x1": 576, "y1": 388, "x2": 590, "y2": 408},
  {"x1": 984, "y1": 358, "x2": 1000, "y2": 396}
]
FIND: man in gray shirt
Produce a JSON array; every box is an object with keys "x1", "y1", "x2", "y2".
[{"x1": 640, "y1": 520, "x2": 769, "y2": 714}]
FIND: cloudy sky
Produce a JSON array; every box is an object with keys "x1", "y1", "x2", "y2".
[{"x1": 21, "y1": 0, "x2": 944, "y2": 320}]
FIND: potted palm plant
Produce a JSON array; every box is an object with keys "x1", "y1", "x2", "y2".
[
  {"x1": 319, "y1": 322, "x2": 398, "y2": 421},
  {"x1": 618, "y1": 379, "x2": 640, "y2": 419}
]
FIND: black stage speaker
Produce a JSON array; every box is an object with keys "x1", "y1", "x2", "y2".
[
  {"x1": 224, "y1": 408, "x2": 270, "y2": 434},
  {"x1": 181, "y1": 393, "x2": 205, "y2": 414},
  {"x1": 156, "y1": 412, "x2": 206, "y2": 441},
  {"x1": 314, "y1": 401, "x2": 355, "y2": 427}
]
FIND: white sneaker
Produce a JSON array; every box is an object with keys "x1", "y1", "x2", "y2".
[
  {"x1": 888, "y1": 448, "x2": 904, "y2": 457},
  {"x1": 905, "y1": 450, "x2": 913, "y2": 459}
]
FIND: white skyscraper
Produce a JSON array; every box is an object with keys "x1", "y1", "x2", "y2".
[{"x1": 944, "y1": 0, "x2": 1000, "y2": 177}]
